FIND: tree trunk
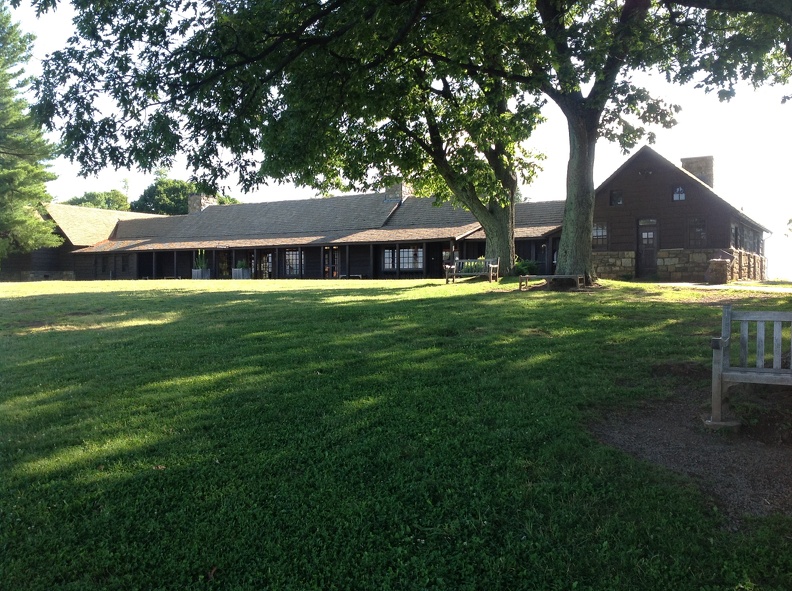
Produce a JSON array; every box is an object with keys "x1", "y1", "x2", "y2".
[
  {"x1": 555, "y1": 111, "x2": 598, "y2": 285},
  {"x1": 445, "y1": 180, "x2": 516, "y2": 276},
  {"x1": 479, "y1": 199, "x2": 515, "y2": 275}
]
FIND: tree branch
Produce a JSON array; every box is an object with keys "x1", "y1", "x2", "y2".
[{"x1": 665, "y1": 0, "x2": 792, "y2": 26}]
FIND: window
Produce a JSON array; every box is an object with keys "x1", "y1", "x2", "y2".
[
  {"x1": 592, "y1": 222, "x2": 608, "y2": 249},
  {"x1": 384, "y1": 245, "x2": 424, "y2": 271},
  {"x1": 400, "y1": 246, "x2": 423, "y2": 270},
  {"x1": 688, "y1": 218, "x2": 707, "y2": 248},
  {"x1": 284, "y1": 249, "x2": 303, "y2": 277},
  {"x1": 673, "y1": 186, "x2": 686, "y2": 201},
  {"x1": 609, "y1": 190, "x2": 623, "y2": 206}
]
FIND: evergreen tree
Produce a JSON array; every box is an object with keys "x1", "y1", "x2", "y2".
[{"x1": 0, "y1": 1, "x2": 60, "y2": 268}]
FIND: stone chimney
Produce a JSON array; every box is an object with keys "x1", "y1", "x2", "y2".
[
  {"x1": 187, "y1": 193, "x2": 218, "y2": 214},
  {"x1": 680, "y1": 156, "x2": 714, "y2": 188},
  {"x1": 383, "y1": 182, "x2": 413, "y2": 202}
]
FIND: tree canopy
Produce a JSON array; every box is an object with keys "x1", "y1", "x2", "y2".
[
  {"x1": 64, "y1": 189, "x2": 130, "y2": 210},
  {"x1": 16, "y1": 0, "x2": 792, "y2": 279},
  {"x1": 0, "y1": 2, "x2": 61, "y2": 269},
  {"x1": 130, "y1": 177, "x2": 198, "y2": 215},
  {"x1": 130, "y1": 175, "x2": 238, "y2": 215}
]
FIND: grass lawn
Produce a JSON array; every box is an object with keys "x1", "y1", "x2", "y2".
[{"x1": 2, "y1": 278, "x2": 791, "y2": 590}]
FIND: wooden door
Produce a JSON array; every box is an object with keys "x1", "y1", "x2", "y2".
[{"x1": 637, "y1": 219, "x2": 657, "y2": 278}]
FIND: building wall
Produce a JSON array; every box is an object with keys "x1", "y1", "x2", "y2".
[
  {"x1": 594, "y1": 247, "x2": 767, "y2": 281},
  {"x1": 347, "y1": 245, "x2": 372, "y2": 278},
  {"x1": 1, "y1": 244, "x2": 79, "y2": 281},
  {"x1": 594, "y1": 150, "x2": 733, "y2": 253}
]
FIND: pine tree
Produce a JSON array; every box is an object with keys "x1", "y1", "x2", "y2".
[{"x1": 0, "y1": 1, "x2": 60, "y2": 268}]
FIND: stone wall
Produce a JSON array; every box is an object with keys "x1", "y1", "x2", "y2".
[
  {"x1": 655, "y1": 248, "x2": 711, "y2": 281},
  {"x1": 728, "y1": 249, "x2": 767, "y2": 281},
  {"x1": 592, "y1": 251, "x2": 635, "y2": 279},
  {"x1": 594, "y1": 247, "x2": 767, "y2": 282}
]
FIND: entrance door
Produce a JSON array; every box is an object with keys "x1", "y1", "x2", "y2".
[
  {"x1": 323, "y1": 247, "x2": 339, "y2": 278},
  {"x1": 637, "y1": 219, "x2": 657, "y2": 278}
]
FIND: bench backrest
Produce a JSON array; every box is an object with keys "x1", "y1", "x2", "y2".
[
  {"x1": 453, "y1": 258, "x2": 498, "y2": 273},
  {"x1": 716, "y1": 304, "x2": 792, "y2": 372}
]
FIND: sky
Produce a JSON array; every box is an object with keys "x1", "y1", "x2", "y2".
[{"x1": 11, "y1": 3, "x2": 792, "y2": 278}]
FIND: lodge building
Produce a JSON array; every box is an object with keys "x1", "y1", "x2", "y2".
[{"x1": 2, "y1": 147, "x2": 768, "y2": 283}]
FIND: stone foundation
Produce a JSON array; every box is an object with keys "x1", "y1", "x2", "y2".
[
  {"x1": 24, "y1": 270, "x2": 76, "y2": 281},
  {"x1": 655, "y1": 248, "x2": 712, "y2": 281},
  {"x1": 592, "y1": 251, "x2": 636, "y2": 280},
  {"x1": 594, "y1": 248, "x2": 767, "y2": 282},
  {"x1": 728, "y1": 249, "x2": 767, "y2": 281}
]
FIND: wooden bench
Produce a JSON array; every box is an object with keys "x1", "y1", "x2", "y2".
[
  {"x1": 518, "y1": 274, "x2": 585, "y2": 290},
  {"x1": 445, "y1": 258, "x2": 500, "y2": 283},
  {"x1": 709, "y1": 304, "x2": 792, "y2": 426}
]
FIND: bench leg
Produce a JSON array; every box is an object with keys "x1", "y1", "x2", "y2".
[
  {"x1": 707, "y1": 355, "x2": 740, "y2": 427},
  {"x1": 711, "y1": 365, "x2": 723, "y2": 424}
]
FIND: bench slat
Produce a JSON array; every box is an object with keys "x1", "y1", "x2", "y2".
[
  {"x1": 732, "y1": 311, "x2": 792, "y2": 322},
  {"x1": 723, "y1": 369, "x2": 792, "y2": 386},
  {"x1": 757, "y1": 321, "x2": 765, "y2": 368},
  {"x1": 774, "y1": 321, "x2": 783, "y2": 370}
]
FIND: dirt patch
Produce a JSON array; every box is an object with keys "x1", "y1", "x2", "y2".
[{"x1": 589, "y1": 365, "x2": 792, "y2": 528}]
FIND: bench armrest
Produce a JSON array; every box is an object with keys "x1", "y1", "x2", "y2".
[{"x1": 711, "y1": 336, "x2": 730, "y2": 350}]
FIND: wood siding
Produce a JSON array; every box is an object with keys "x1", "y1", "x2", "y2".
[{"x1": 594, "y1": 150, "x2": 733, "y2": 253}]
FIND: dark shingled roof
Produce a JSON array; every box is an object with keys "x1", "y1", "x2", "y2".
[
  {"x1": 466, "y1": 200, "x2": 565, "y2": 240},
  {"x1": 75, "y1": 194, "x2": 567, "y2": 253},
  {"x1": 46, "y1": 203, "x2": 164, "y2": 247}
]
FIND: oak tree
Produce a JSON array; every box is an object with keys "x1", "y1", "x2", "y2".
[
  {"x1": 65, "y1": 189, "x2": 130, "y2": 210},
  {"x1": 17, "y1": 1, "x2": 792, "y2": 280}
]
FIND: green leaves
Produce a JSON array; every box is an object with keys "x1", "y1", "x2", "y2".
[
  {"x1": 65, "y1": 189, "x2": 130, "y2": 210},
  {"x1": 0, "y1": 2, "x2": 61, "y2": 268},
  {"x1": 130, "y1": 176, "x2": 198, "y2": 215}
]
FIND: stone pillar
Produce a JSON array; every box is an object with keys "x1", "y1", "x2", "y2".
[{"x1": 705, "y1": 259, "x2": 730, "y2": 284}]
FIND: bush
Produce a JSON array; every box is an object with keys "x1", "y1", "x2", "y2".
[{"x1": 512, "y1": 258, "x2": 539, "y2": 276}]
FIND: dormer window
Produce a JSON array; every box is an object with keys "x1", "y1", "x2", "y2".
[{"x1": 673, "y1": 186, "x2": 686, "y2": 201}]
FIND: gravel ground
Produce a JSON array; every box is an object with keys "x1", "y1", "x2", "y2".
[{"x1": 589, "y1": 368, "x2": 792, "y2": 528}]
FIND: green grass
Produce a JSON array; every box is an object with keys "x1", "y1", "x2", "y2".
[{"x1": 2, "y1": 278, "x2": 791, "y2": 590}]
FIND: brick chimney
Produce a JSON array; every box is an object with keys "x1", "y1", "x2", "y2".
[
  {"x1": 187, "y1": 193, "x2": 218, "y2": 214},
  {"x1": 680, "y1": 156, "x2": 714, "y2": 188}
]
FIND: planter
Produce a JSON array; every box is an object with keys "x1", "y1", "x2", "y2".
[
  {"x1": 232, "y1": 268, "x2": 251, "y2": 279},
  {"x1": 192, "y1": 268, "x2": 211, "y2": 279}
]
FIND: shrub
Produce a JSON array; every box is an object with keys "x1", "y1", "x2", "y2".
[{"x1": 512, "y1": 257, "x2": 539, "y2": 276}]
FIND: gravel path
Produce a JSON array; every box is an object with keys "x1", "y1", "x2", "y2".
[{"x1": 589, "y1": 378, "x2": 792, "y2": 528}]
